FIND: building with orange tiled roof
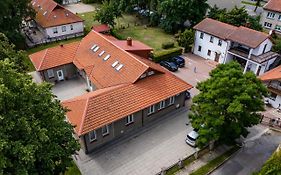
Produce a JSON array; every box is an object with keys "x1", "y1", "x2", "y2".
[
  {"x1": 193, "y1": 18, "x2": 279, "y2": 76},
  {"x1": 29, "y1": 0, "x2": 84, "y2": 41},
  {"x1": 261, "y1": 0, "x2": 281, "y2": 34},
  {"x1": 259, "y1": 65, "x2": 281, "y2": 108},
  {"x1": 29, "y1": 30, "x2": 192, "y2": 153}
]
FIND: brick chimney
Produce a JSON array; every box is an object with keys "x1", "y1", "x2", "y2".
[
  {"x1": 60, "y1": 44, "x2": 63, "y2": 47},
  {"x1": 127, "y1": 37, "x2": 132, "y2": 46}
]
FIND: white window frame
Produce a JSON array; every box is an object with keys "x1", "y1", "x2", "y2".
[
  {"x1": 198, "y1": 45, "x2": 202, "y2": 52},
  {"x1": 126, "y1": 114, "x2": 134, "y2": 125},
  {"x1": 264, "y1": 22, "x2": 272, "y2": 29},
  {"x1": 218, "y1": 40, "x2": 222, "y2": 46},
  {"x1": 275, "y1": 25, "x2": 281, "y2": 32},
  {"x1": 210, "y1": 36, "x2": 214, "y2": 43},
  {"x1": 168, "y1": 96, "x2": 175, "y2": 105},
  {"x1": 62, "y1": 26, "x2": 66, "y2": 32},
  {"x1": 207, "y1": 50, "x2": 211, "y2": 56},
  {"x1": 53, "y1": 27, "x2": 58, "y2": 34},
  {"x1": 148, "y1": 105, "x2": 155, "y2": 115},
  {"x1": 267, "y1": 12, "x2": 275, "y2": 19},
  {"x1": 70, "y1": 25, "x2": 73, "y2": 30},
  {"x1": 47, "y1": 69, "x2": 54, "y2": 78},
  {"x1": 89, "y1": 130, "x2": 97, "y2": 142},
  {"x1": 200, "y1": 32, "x2": 204, "y2": 39},
  {"x1": 159, "y1": 100, "x2": 165, "y2": 110},
  {"x1": 102, "y1": 125, "x2": 109, "y2": 136}
]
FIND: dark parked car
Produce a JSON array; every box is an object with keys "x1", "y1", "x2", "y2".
[
  {"x1": 185, "y1": 91, "x2": 191, "y2": 100},
  {"x1": 169, "y1": 56, "x2": 185, "y2": 68},
  {"x1": 160, "y1": 61, "x2": 178, "y2": 72}
]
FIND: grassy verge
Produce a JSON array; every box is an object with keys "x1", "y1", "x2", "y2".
[
  {"x1": 78, "y1": 11, "x2": 100, "y2": 33},
  {"x1": 64, "y1": 161, "x2": 81, "y2": 175},
  {"x1": 190, "y1": 146, "x2": 240, "y2": 175}
]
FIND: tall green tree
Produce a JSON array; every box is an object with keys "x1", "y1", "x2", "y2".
[
  {"x1": 0, "y1": 60, "x2": 80, "y2": 174},
  {"x1": 177, "y1": 29, "x2": 194, "y2": 52},
  {"x1": 0, "y1": 0, "x2": 35, "y2": 48},
  {"x1": 94, "y1": 0, "x2": 121, "y2": 27},
  {"x1": 189, "y1": 62, "x2": 267, "y2": 147},
  {"x1": 54, "y1": 0, "x2": 63, "y2": 4},
  {"x1": 0, "y1": 33, "x2": 28, "y2": 72}
]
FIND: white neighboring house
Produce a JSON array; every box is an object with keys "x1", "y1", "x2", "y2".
[
  {"x1": 31, "y1": 0, "x2": 84, "y2": 39},
  {"x1": 260, "y1": 65, "x2": 281, "y2": 109},
  {"x1": 193, "y1": 18, "x2": 279, "y2": 76},
  {"x1": 260, "y1": 0, "x2": 281, "y2": 34}
]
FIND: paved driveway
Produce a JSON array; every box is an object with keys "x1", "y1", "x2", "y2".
[
  {"x1": 64, "y1": 2, "x2": 95, "y2": 14},
  {"x1": 75, "y1": 109, "x2": 196, "y2": 175},
  {"x1": 207, "y1": 0, "x2": 242, "y2": 9},
  {"x1": 52, "y1": 76, "x2": 88, "y2": 101},
  {"x1": 172, "y1": 53, "x2": 216, "y2": 97}
]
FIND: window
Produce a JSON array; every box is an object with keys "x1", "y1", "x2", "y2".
[
  {"x1": 198, "y1": 45, "x2": 202, "y2": 52},
  {"x1": 168, "y1": 96, "x2": 175, "y2": 105},
  {"x1": 89, "y1": 130, "x2": 96, "y2": 142},
  {"x1": 269, "y1": 92, "x2": 277, "y2": 101},
  {"x1": 200, "y1": 32, "x2": 204, "y2": 39},
  {"x1": 267, "y1": 12, "x2": 275, "y2": 19},
  {"x1": 47, "y1": 69, "x2": 54, "y2": 78},
  {"x1": 126, "y1": 114, "x2": 134, "y2": 125},
  {"x1": 159, "y1": 100, "x2": 165, "y2": 110},
  {"x1": 102, "y1": 125, "x2": 109, "y2": 136},
  {"x1": 148, "y1": 105, "x2": 155, "y2": 115},
  {"x1": 279, "y1": 15, "x2": 281, "y2": 21},
  {"x1": 91, "y1": 44, "x2": 97, "y2": 50},
  {"x1": 70, "y1": 25, "x2": 73, "y2": 30},
  {"x1": 43, "y1": 11, "x2": 47, "y2": 16},
  {"x1": 62, "y1": 26, "x2": 66, "y2": 32},
  {"x1": 93, "y1": 46, "x2": 100, "y2": 52},
  {"x1": 112, "y1": 61, "x2": 119, "y2": 68},
  {"x1": 103, "y1": 54, "x2": 110, "y2": 61},
  {"x1": 207, "y1": 50, "x2": 211, "y2": 56},
  {"x1": 218, "y1": 40, "x2": 222, "y2": 46},
  {"x1": 264, "y1": 22, "x2": 272, "y2": 29},
  {"x1": 116, "y1": 64, "x2": 124, "y2": 71},
  {"x1": 53, "y1": 27, "x2": 58, "y2": 34},
  {"x1": 99, "y1": 50, "x2": 105, "y2": 57},
  {"x1": 210, "y1": 36, "x2": 214, "y2": 43},
  {"x1": 275, "y1": 25, "x2": 281, "y2": 31}
]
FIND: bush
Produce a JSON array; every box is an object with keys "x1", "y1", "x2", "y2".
[
  {"x1": 177, "y1": 29, "x2": 194, "y2": 53},
  {"x1": 161, "y1": 42, "x2": 175, "y2": 49},
  {"x1": 110, "y1": 29, "x2": 126, "y2": 40},
  {"x1": 82, "y1": 0, "x2": 96, "y2": 3},
  {"x1": 152, "y1": 47, "x2": 183, "y2": 62}
]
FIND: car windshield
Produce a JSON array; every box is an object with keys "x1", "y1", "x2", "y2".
[{"x1": 187, "y1": 135, "x2": 196, "y2": 141}]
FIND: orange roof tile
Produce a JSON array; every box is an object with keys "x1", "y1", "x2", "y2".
[
  {"x1": 72, "y1": 31, "x2": 150, "y2": 88},
  {"x1": 31, "y1": 0, "x2": 83, "y2": 28},
  {"x1": 264, "y1": 0, "x2": 281, "y2": 13},
  {"x1": 62, "y1": 73, "x2": 192, "y2": 136},
  {"x1": 92, "y1": 24, "x2": 110, "y2": 33},
  {"x1": 259, "y1": 65, "x2": 281, "y2": 81},
  {"x1": 29, "y1": 41, "x2": 80, "y2": 71}
]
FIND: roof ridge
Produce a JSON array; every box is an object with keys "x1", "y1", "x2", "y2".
[
  {"x1": 38, "y1": 49, "x2": 48, "y2": 70},
  {"x1": 78, "y1": 97, "x2": 89, "y2": 135}
]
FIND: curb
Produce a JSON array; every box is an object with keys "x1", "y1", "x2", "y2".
[
  {"x1": 206, "y1": 146, "x2": 241, "y2": 175},
  {"x1": 269, "y1": 127, "x2": 281, "y2": 133}
]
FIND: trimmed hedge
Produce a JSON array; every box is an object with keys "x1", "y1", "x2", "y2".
[
  {"x1": 152, "y1": 47, "x2": 183, "y2": 62},
  {"x1": 162, "y1": 41, "x2": 175, "y2": 49}
]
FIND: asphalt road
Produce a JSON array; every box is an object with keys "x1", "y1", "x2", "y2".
[{"x1": 210, "y1": 129, "x2": 281, "y2": 175}]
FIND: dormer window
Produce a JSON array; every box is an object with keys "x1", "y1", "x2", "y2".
[
  {"x1": 116, "y1": 64, "x2": 124, "y2": 71},
  {"x1": 103, "y1": 54, "x2": 110, "y2": 61},
  {"x1": 99, "y1": 51, "x2": 105, "y2": 57},
  {"x1": 112, "y1": 61, "x2": 119, "y2": 67}
]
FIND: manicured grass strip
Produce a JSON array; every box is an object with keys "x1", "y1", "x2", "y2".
[
  {"x1": 166, "y1": 157, "x2": 195, "y2": 175},
  {"x1": 26, "y1": 37, "x2": 83, "y2": 55},
  {"x1": 64, "y1": 161, "x2": 81, "y2": 175},
  {"x1": 190, "y1": 146, "x2": 240, "y2": 175}
]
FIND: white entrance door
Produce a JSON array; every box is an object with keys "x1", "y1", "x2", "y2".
[{"x1": 57, "y1": 70, "x2": 64, "y2": 81}]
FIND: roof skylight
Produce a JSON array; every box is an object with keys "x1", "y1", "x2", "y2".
[
  {"x1": 112, "y1": 61, "x2": 119, "y2": 67},
  {"x1": 99, "y1": 50, "x2": 105, "y2": 57},
  {"x1": 116, "y1": 64, "x2": 124, "y2": 71},
  {"x1": 93, "y1": 46, "x2": 100, "y2": 52},
  {"x1": 43, "y1": 11, "x2": 47, "y2": 16},
  {"x1": 103, "y1": 54, "x2": 111, "y2": 61},
  {"x1": 91, "y1": 44, "x2": 97, "y2": 50}
]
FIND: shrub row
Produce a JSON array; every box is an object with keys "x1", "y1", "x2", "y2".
[
  {"x1": 152, "y1": 47, "x2": 183, "y2": 63},
  {"x1": 161, "y1": 41, "x2": 174, "y2": 49}
]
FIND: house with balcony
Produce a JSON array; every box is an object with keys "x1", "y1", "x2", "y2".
[
  {"x1": 193, "y1": 18, "x2": 279, "y2": 76},
  {"x1": 260, "y1": 65, "x2": 281, "y2": 109},
  {"x1": 29, "y1": 30, "x2": 193, "y2": 153},
  {"x1": 26, "y1": 0, "x2": 84, "y2": 46},
  {"x1": 260, "y1": 0, "x2": 281, "y2": 34}
]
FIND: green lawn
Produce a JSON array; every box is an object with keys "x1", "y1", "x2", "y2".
[
  {"x1": 64, "y1": 161, "x2": 81, "y2": 175},
  {"x1": 78, "y1": 11, "x2": 100, "y2": 33}
]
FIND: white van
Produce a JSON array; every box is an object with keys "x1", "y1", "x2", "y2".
[{"x1": 185, "y1": 130, "x2": 199, "y2": 147}]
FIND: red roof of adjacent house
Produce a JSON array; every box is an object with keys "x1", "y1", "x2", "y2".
[
  {"x1": 259, "y1": 65, "x2": 281, "y2": 81},
  {"x1": 29, "y1": 41, "x2": 80, "y2": 71},
  {"x1": 112, "y1": 40, "x2": 153, "y2": 51},
  {"x1": 91, "y1": 24, "x2": 110, "y2": 33},
  {"x1": 194, "y1": 18, "x2": 270, "y2": 48},
  {"x1": 31, "y1": 0, "x2": 83, "y2": 28},
  {"x1": 193, "y1": 18, "x2": 237, "y2": 40},
  {"x1": 62, "y1": 73, "x2": 192, "y2": 136},
  {"x1": 264, "y1": 0, "x2": 281, "y2": 13}
]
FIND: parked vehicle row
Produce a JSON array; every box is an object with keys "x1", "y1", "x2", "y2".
[{"x1": 159, "y1": 56, "x2": 185, "y2": 72}]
